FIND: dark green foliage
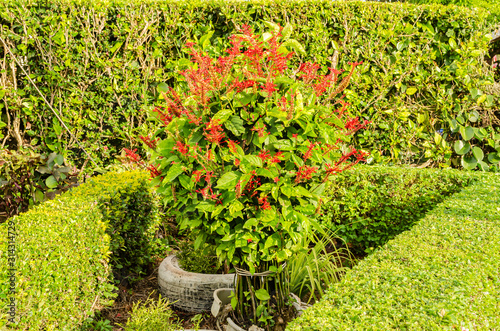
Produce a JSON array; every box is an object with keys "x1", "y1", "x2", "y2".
[
  {"x1": 177, "y1": 242, "x2": 221, "y2": 274},
  {"x1": 0, "y1": 0, "x2": 497, "y2": 171},
  {"x1": 288, "y1": 172, "x2": 500, "y2": 329},
  {"x1": 320, "y1": 165, "x2": 473, "y2": 253},
  {"x1": 0, "y1": 170, "x2": 160, "y2": 329},
  {"x1": 0, "y1": 149, "x2": 74, "y2": 222}
]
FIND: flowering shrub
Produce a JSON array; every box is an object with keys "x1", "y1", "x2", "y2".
[{"x1": 138, "y1": 22, "x2": 368, "y2": 326}]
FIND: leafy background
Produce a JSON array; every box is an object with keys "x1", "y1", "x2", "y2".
[{"x1": 0, "y1": 0, "x2": 498, "y2": 172}]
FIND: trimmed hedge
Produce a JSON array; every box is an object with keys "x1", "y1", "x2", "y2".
[
  {"x1": 321, "y1": 165, "x2": 473, "y2": 253},
  {"x1": 0, "y1": 0, "x2": 497, "y2": 171},
  {"x1": 0, "y1": 170, "x2": 160, "y2": 329},
  {"x1": 288, "y1": 172, "x2": 500, "y2": 330}
]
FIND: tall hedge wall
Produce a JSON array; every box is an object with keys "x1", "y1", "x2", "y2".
[{"x1": 0, "y1": 0, "x2": 498, "y2": 171}]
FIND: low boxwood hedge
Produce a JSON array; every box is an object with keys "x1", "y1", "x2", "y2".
[
  {"x1": 288, "y1": 172, "x2": 500, "y2": 330},
  {"x1": 320, "y1": 165, "x2": 474, "y2": 253},
  {"x1": 0, "y1": 170, "x2": 160, "y2": 329}
]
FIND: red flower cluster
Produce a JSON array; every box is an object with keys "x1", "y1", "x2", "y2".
[
  {"x1": 124, "y1": 148, "x2": 141, "y2": 163},
  {"x1": 196, "y1": 186, "x2": 221, "y2": 200},
  {"x1": 147, "y1": 164, "x2": 161, "y2": 178},
  {"x1": 261, "y1": 81, "x2": 277, "y2": 96},
  {"x1": 139, "y1": 135, "x2": 159, "y2": 149},
  {"x1": 303, "y1": 142, "x2": 317, "y2": 161},
  {"x1": 345, "y1": 117, "x2": 370, "y2": 133},
  {"x1": 173, "y1": 141, "x2": 189, "y2": 156},
  {"x1": 258, "y1": 196, "x2": 271, "y2": 210},
  {"x1": 252, "y1": 124, "x2": 268, "y2": 138},
  {"x1": 231, "y1": 78, "x2": 256, "y2": 93},
  {"x1": 258, "y1": 150, "x2": 271, "y2": 162},
  {"x1": 270, "y1": 151, "x2": 284, "y2": 164},
  {"x1": 323, "y1": 148, "x2": 369, "y2": 182},
  {"x1": 226, "y1": 139, "x2": 239, "y2": 154},
  {"x1": 298, "y1": 62, "x2": 320, "y2": 84},
  {"x1": 245, "y1": 171, "x2": 262, "y2": 197},
  {"x1": 204, "y1": 120, "x2": 225, "y2": 144},
  {"x1": 295, "y1": 165, "x2": 318, "y2": 184}
]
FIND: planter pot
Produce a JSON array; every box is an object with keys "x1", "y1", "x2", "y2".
[
  {"x1": 158, "y1": 254, "x2": 235, "y2": 313},
  {"x1": 212, "y1": 288, "x2": 310, "y2": 331}
]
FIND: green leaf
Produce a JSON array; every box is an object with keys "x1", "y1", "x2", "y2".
[
  {"x1": 282, "y1": 23, "x2": 293, "y2": 39},
  {"x1": 448, "y1": 38, "x2": 457, "y2": 49},
  {"x1": 295, "y1": 186, "x2": 312, "y2": 198},
  {"x1": 55, "y1": 154, "x2": 64, "y2": 166},
  {"x1": 454, "y1": 140, "x2": 470, "y2": 155},
  {"x1": 470, "y1": 88, "x2": 479, "y2": 99},
  {"x1": 273, "y1": 140, "x2": 293, "y2": 151},
  {"x1": 280, "y1": 185, "x2": 294, "y2": 197},
  {"x1": 196, "y1": 201, "x2": 215, "y2": 212},
  {"x1": 281, "y1": 39, "x2": 306, "y2": 55},
  {"x1": 243, "y1": 218, "x2": 258, "y2": 229},
  {"x1": 477, "y1": 94, "x2": 487, "y2": 105},
  {"x1": 164, "y1": 164, "x2": 184, "y2": 183},
  {"x1": 46, "y1": 175, "x2": 58, "y2": 188},
  {"x1": 34, "y1": 189, "x2": 44, "y2": 202},
  {"x1": 461, "y1": 155, "x2": 477, "y2": 170},
  {"x1": 459, "y1": 126, "x2": 474, "y2": 141},
  {"x1": 477, "y1": 160, "x2": 490, "y2": 171},
  {"x1": 468, "y1": 110, "x2": 480, "y2": 123},
  {"x1": 229, "y1": 200, "x2": 244, "y2": 215},
  {"x1": 255, "y1": 288, "x2": 270, "y2": 301},
  {"x1": 179, "y1": 174, "x2": 191, "y2": 189},
  {"x1": 488, "y1": 152, "x2": 500, "y2": 163},
  {"x1": 406, "y1": 87, "x2": 417, "y2": 95},
  {"x1": 262, "y1": 32, "x2": 273, "y2": 42},
  {"x1": 263, "y1": 21, "x2": 280, "y2": 34},
  {"x1": 199, "y1": 30, "x2": 214, "y2": 49},
  {"x1": 157, "y1": 82, "x2": 169, "y2": 93},
  {"x1": 216, "y1": 171, "x2": 240, "y2": 189},
  {"x1": 231, "y1": 294, "x2": 238, "y2": 310},
  {"x1": 225, "y1": 116, "x2": 245, "y2": 136},
  {"x1": 244, "y1": 155, "x2": 263, "y2": 167},
  {"x1": 472, "y1": 146, "x2": 484, "y2": 161},
  {"x1": 213, "y1": 109, "x2": 233, "y2": 124},
  {"x1": 194, "y1": 232, "x2": 207, "y2": 250}
]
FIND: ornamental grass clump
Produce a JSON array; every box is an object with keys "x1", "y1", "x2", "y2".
[{"x1": 137, "y1": 22, "x2": 368, "y2": 329}]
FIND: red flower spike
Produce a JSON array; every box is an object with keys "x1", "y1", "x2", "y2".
[
  {"x1": 295, "y1": 165, "x2": 318, "y2": 184},
  {"x1": 303, "y1": 142, "x2": 317, "y2": 161},
  {"x1": 173, "y1": 141, "x2": 189, "y2": 156},
  {"x1": 139, "y1": 135, "x2": 159, "y2": 149},
  {"x1": 257, "y1": 150, "x2": 271, "y2": 162},
  {"x1": 270, "y1": 151, "x2": 284, "y2": 164},
  {"x1": 204, "y1": 120, "x2": 225, "y2": 145},
  {"x1": 258, "y1": 196, "x2": 271, "y2": 210}
]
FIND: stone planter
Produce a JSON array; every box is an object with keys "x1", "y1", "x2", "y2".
[
  {"x1": 158, "y1": 253, "x2": 235, "y2": 313},
  {"x1": 211, "y1": 288, "x2": 311, "y2": 331}
]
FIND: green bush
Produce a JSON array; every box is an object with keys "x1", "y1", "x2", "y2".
[
  {"x1": 320, "y1": 165, "x2": 473, "y2": 253},
  {"x1": 0, "y1": 170, "x2": 160, "y2": 329},
  {"x1": 0, "y1": 0, "x2": 496, "y2": 171},
  {"x1": 119, "y1": 296, "x2": 184, "y2": 331},
  {"x1": 67, "y1": 170, "x2": 161, "y2": 275},
  {"x1": 288, "y1": 172, "x2": 500, "y2": 330}
]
